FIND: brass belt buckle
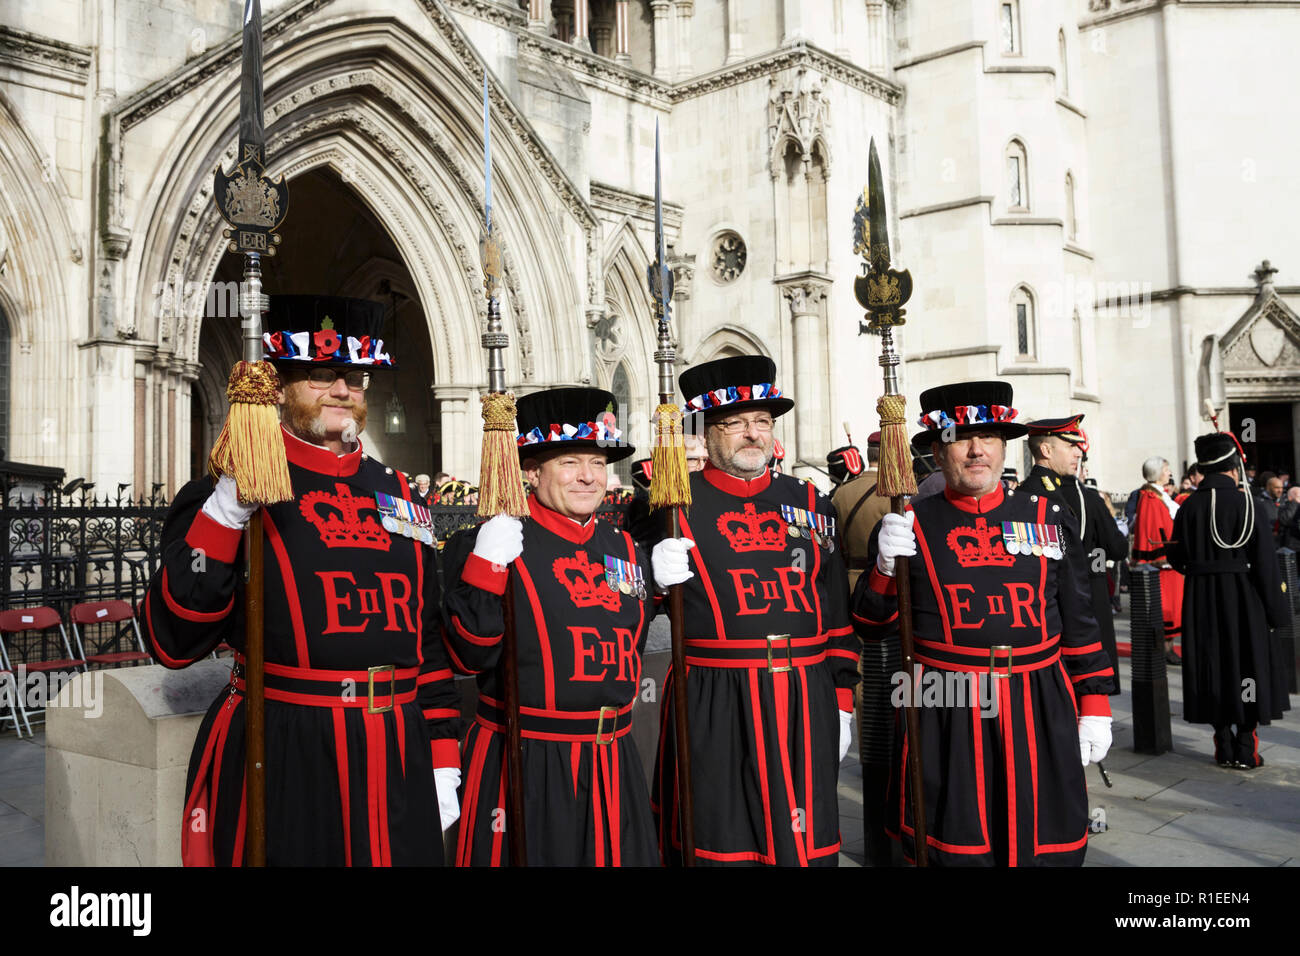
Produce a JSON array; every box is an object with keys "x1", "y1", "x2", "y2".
[
  {"x1": 595, "y1": 705, "x2": 619, "y2": 744},
  {"x1": 767, "y1": 634, "x2": 794, "y2": 674},
  {"x1": 367, "y1": 664, "x2": 397, "y2": 714},
  {"x1": 989, "y1": 645, "x2": 1013, "y2": 679}
]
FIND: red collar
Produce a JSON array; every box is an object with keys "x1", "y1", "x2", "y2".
[
  {"x1": 281, "y1": 426, "x2": 363, "y2": 477},
  {"x1": 702, "y1": 461, "x2": 772, "y2": 497},
  {"x1": 528, "y1": 495, "x2": 596, "y2": 545},
  {"x1": 942, "y1": 481, "x2": 1005, "y2": 514}
]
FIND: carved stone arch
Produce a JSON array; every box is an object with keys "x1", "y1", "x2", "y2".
[
  {"x1": 598, "y1": 220, "x2": 657, "y2": 450},
  {"x1": 687, "y1": 324, "x2": 773, "y2": 365},
  {"x1": 124, "y1": 16, "x2": 593, "y2": 390},
  {"x1": 0, "y1": 90, "x2": 83, "y2": 465}
]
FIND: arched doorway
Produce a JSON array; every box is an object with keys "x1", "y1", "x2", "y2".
[{"x1": 197, "y1": 167, "x2": 438, "y2": 479}]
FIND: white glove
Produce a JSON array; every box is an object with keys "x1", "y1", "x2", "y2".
[
  {"x1": 472, "y1": 514, "x2": 524, "y2": 569},
  {"x1": 201, "y1": 475, "x2": 257, "y2": 530},
  {"x1": 652, "y1": 537, "x2": 696, "y2": 590},
  {"x1": 1077, "y1": 715, "x2": 1112, "y2": 766},
  {"x1": 876, "y1": 512, "x2": 917, "y2": 577},
  {"x1": 434, "y1": 766, "x2": 461, "y2": 832},
  {"x1": 839, "y1": 710, "x2": 853, "y2": 762}
]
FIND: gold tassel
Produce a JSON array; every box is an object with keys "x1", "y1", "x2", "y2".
[
  {"x1": 649, "y1": 402, "x2": 692, "y2": 510},
  {"x1": 477, "y1": 391, "x2": 530, "y2": 518},
  {"x1": 208, "y1": 360, "x2": 293, "y2": 505},
  {"x1": 875, "y1": 393, "x2": 917, "y2": 498}
]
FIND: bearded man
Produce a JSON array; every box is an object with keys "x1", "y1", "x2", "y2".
[
  {"x1": 649, "y1": 355, "x2": 857, "y2": 866},
  {"x1": 143, "y1": 295, "x2": 462, "y2": 866},
  {"x1": 853, "y1": 381, "x2": 1116, "y2": 866}
]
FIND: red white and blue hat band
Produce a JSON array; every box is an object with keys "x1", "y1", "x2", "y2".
[
  {"x1": 917, "y1": 404, "x2": 1021, "y2": 430},
  {"x1": 685, "y1": 383, "x2": 782, "y2": 412},
  {"x1": 517, "y1": 419, "x2": 623, "y2": 448},
  {"x1": 263, "y1": 329, "x2": 393, "y2": 367}
]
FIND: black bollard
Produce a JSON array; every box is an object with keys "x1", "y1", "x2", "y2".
[
  {"x1": 859, "y1": 635, "x2": 901, "y2": 867},
  {"x1": 1129, "y1": 564, "x2": 1173, "y2": 754},
  {"x1": 1276, "y1": 548, "x2": 1298, "y2": 695}
]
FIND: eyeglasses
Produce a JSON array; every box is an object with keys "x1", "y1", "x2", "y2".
[
  {"x1": 712, "y1": 416, "x2": 775, "y2": 435},
  {"x1": 299, "y1": 368, "x2": 371, "y2": 391}
]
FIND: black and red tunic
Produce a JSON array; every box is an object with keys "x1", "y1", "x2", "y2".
[
  {"x1": 142, "y1": 428, "x2": 461, "y2": 866},
  {"x1": 652, "y1": 463, "x2": 857, "y2": 866},
  {"x1": 853, "y1": 483, "x2": 1116, "y2": 866},
  {"x1": 442, "y1": 497, "x2": 657, "y2": 866}
]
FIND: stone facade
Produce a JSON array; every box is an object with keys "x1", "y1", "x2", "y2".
[{"x1": 0, "y1": 0, "x2": 1296, "y2": 495}]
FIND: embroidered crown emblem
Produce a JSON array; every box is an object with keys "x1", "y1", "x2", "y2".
[
  {"x1": 300, "y1": 483, "x2": 390, "y2": 550},
  {"x1": 717, "y1": 502, "x2": 787, "y2": 552},
  {"x1": 947, "y1": 517, "x2": 1014, "y2": 568},
  {"x1": 553, "y1": 551, "x2": 620, "y2": 610}
]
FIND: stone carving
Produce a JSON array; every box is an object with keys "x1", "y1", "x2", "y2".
[
  {"x1": 768, "y1": 67, "x2": 831, "y2": 179},
  {"x1": 781, "y1": 281, "x2": 828, "y2": 315}
]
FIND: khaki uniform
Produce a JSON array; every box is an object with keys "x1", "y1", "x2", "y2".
[{"x1": 831, "y1": 469, "x2": 892, "y2": 591}]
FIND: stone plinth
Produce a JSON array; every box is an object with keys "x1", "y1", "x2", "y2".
[{"x1": 44, "y1": 661, "x2": 231, "y2": 867}]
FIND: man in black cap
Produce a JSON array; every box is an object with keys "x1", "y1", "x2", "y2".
[
  {"x1": 1167, "y1": 432, "x2": 1290, "y2": 769},
  {"x1": 143, "y1": 295, "x2": 462, "y2": 866},
  {"x1": 853, "y1": 381, "x2": 1116, "y2": 866},
  {"x1": 441, "y1": 387, "x2": 658, "y2": 865},
  {"x1": 828, "y1": 433, "x2": 886, "y2": 594},
  {"x1": 1025, "y1": 416, "x2": 1128, "y2": 688},
  {"x1": 649, "y1": 355, "x2": 857, "y2": 866}
]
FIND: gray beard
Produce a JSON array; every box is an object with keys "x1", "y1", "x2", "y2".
[{"x1": 341, "y1": 418, "x2": 359, "y2": 446}]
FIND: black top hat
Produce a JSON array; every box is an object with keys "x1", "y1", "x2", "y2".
[
  {"x1": 1194, "y1": 432, "x2": 1240, "y2": 473},
  {"x1": 630, "y1": 458, "x2": 653, "y2": 490},
  {"x1": 263, "y1": 295, "x2": 395, "y2": 369},
  {"x1": 679, "y1": 355, "x2": 794, "y2": 420},
  {"x1": 826, "y1": 445, "x2": 866, "y2": 484},
  {"x1": 1026, "y1": 414, "x2": 1086, "y2": 444},
  {"x1": 913, "y1": 380, "x2": 1027, "y2": 447},
  {"x1": 515, "y1": 387, "x2": 636, "y2": 463}
]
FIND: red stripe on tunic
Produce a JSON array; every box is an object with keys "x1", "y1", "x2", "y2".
[
  {"x1": 332, "y1": 709, "x2": 353, "y2": 866},
  {"x1": 798, "y1": 666, "x2": 815, "y2": 858},
  {"x1": 1002, "y1": 676, "x2": 1017, "y2": 867},
  {"x1": 264, "y1": 512, "x2": 310, "y2": 668},
  {"x1": 161, "y1": 568, "x2": 235, "y2": 623},
  {"x1": 773, "y1": 672, "x2": 808, "y2": 866},
  {"x1": 514, "y1": 561, "x2": 554, "y2": 710},
  {"x1": 491, "y1": 749, "x2": 507, "y2": 867},
  {"x1": 592, "y1": 743, "x2": 605, "y2": 867},
  {"x1": 364, "y1": 714, "x2": 382, "y2": 866},
  {"x1": 678, "y1": 512, "x2": 727, "y2": 639},
  {"x1": 806, "y1": 483, "x2": 824, "y2": 634},
  {"x1": 913, "y1": 514, "x2": 954, "y2": 644},
  {"x1": 748, "y1": 668, "x2": 776, "y2": 866}
]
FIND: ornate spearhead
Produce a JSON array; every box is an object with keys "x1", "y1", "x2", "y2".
[
  {"x1": 213, "y1": 0, "x2": 288, "y2": 256},
  {"x1": 646, "y1": 119, "x2": 674, "y2": 324},
  {"x1": 480, "y1": 70, "x2": 502, "y2": 303},
  {"x1": 853, "y1": 139, "x2": 911, "y2": 334}
]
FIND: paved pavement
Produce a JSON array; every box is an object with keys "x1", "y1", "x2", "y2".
[{"x1": 3, "y1": 612, "x2": 1297, "y2": 867}]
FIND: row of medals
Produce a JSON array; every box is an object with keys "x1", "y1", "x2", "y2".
[
  {"x1": 785, "y1": 512, "x2": 836, "y2": 552},
  {"x1": 1002, "y1": 526, "x2": 1063, "y2": 560},
  {"x1": 605, "y1": 570, "x2": 648, "y2": 600},
  {"x1": 381, "y1": 514, "x2": 435, "y2": 546}
]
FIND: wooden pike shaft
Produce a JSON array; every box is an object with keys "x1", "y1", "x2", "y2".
[
  {"x1": 240, "y1": 254, "x2": 268, "y2": 867},
  {"x1": 877, "y1": 324, "x2": 927, "y2": 866}
]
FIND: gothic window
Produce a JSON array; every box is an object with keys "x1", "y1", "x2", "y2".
[
  {"x1": 1012, "y1": 286, "x2": 1036, "y2": 360},
  {"x1": 1006, "y1": 139, "x2": 1029, "y2": 211},
  {"x1": 1065, "y1": 171, "x2": 1077, "y2": 241},
  {"x1": 711, "y1": 231, "x2": 747, "y2": 284},
  {"x1": 1058, "y1": 28, "x2": 1069, "y2": 96},
  {"x1": 1000, "y1": 2, "x2": 1020, "y2": 54}
]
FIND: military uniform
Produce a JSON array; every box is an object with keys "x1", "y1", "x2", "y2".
[
  {"x1": 144, "y1": 429, "x2": 460, "y2": 866},
  {"x1": 652, "y1": 355, "x2": 857, "y2": 866},
  {"x1": 442, "y1": 499, "x2": 657, "y2": 866},
  {"x1": 1167, "y1": 434, "x2": 1291, "y2": 767},
  {"x1": 442, "y1": 386, "x2": 658, "y2": 866},
  {"x1": 1026, "y1": 465, "x2": 1128, "y2": 689},
  {"x1": 854, "y1": 383, "x2": 1115, "y2": 867}
]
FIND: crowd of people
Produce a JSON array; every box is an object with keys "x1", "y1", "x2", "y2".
[{"x1": 138, "y1": 294, "x2": 1291, "y2": 866}]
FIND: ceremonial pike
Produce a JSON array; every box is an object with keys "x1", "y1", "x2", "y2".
[
  {"x1": 209, "y1": 0, "x2": 292, "y2": 866},
  {"x1": 853, "y1": 138, "x2": 927, "y2": 865}
]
